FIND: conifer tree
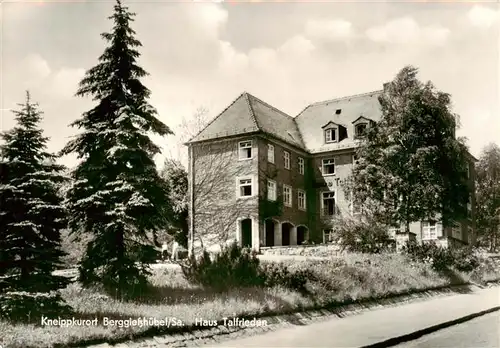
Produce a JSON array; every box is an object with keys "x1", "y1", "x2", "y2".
[
  {"x1": 60, "y1": 0, "x2": 172, "y2": 299},
  {"x1": 0, "y1": 91, "x2": 71, "y2": 322}
]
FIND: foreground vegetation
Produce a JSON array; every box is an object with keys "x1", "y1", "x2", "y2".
[{"x1": 1, "y1": 245, "x2": 499, "y2": 348}]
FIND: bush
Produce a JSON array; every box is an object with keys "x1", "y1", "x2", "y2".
[
  {"x1": 180, "y1": 242, "x2": 312, "y2": 293},
  {"x1": 450, "y1": 247, "x2": 480, "y2": 272},
  {"x1": 0, "y1": 292, "x2": 73, "y2": 323},
  {"x1": 333, "y1": 216, "x2": 394, "y2": 254},
  {"x1": 259, "y1": 262, "x2": 310, "y2": 293},
  {"x1": 403, "y1": 241, "x2": 480, "y2": 273},
  {"x1": 180, "y1": 242, "x2": 264, "y2": 291}
]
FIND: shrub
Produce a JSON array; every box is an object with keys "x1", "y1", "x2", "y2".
[
  {"x1": 180, "y1": 242, "x2": 263, "y2": 291},
  {"x1": 0, "y1": 292, "x2": 73, "y2": 323},
  {"x1": 333, "y1": 216, "x2": 394, "y2": 254},
  {"x1": 259, "y1": 262, "x2": 310, "y2": 293},
  {"x1": 402, "y1": 241, "x2": 454, "y2": 272},
  {"x1": 403, "y1": 241, "x2": 480, "y2": 273},
  {"x1": 450, "y1": 247, "x2": 480, "y2": 272},
  {"x1": 181, "y1": 242, "x2": 312, "y2": 293}
]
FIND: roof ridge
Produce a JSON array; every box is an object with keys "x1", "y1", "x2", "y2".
[
  {"x1": 247, "y1": 93, "x2": 294, "y2": 120},
  {"x1": 244, "y1": 92, "x2": 260, "y2": 130},
  {"x1": 310, "y1": 89, "x2": 383, "y2": 107},
  {"x1": 186, "y1": 92, "x2": 248, "y2": 144},
  {"x1": 245, "y1": 92, "x2": 307, "y2": 147},
  {"x1": 296, "y1": 89, "x2": 384, "y2": 118}
]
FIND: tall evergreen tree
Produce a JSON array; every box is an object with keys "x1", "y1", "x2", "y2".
[
  {"x1": 60, "y1": 0, "x2": 172, "y2": 299},
  {"x1": 348, "y1": 66, "x2": 470, "y2": 233},
  {"x1": 0, "y1": 91, "x2": 71, "y2": 322}
]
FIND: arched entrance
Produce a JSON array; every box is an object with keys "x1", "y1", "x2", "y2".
[
  {"x1": 241, "y1": 218, "x2": 252, "y2": 248},
  {"x1": 282, "y1": 222, "x2": 293, "y2": 246},
  {"x1": 297, "y1": 226, "x2": 308, "y2": 245},
  {"x1": 265, "y1": 219, "x2": 276, "y2": 247}
]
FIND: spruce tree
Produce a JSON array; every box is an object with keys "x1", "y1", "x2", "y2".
[
  {"x1": 60, "y1": 0, "x2": 172, "y2": 299},
  {"x1": 0, "y1": 91, "x2": 71, "y2": 323}
]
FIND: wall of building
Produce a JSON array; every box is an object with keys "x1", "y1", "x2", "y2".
[
  {"x1": 188, "y1": 134, "x2": 477, "y2": 251},
  {"x1": 257, "y1": 136, "x2": 309, "y2": 225},
  {"x1": 190, "y1": 135, "x2": 259, "y2": 247},
  {"x1": 311, "y1": 149, "x2": 356, "y2": 241}
]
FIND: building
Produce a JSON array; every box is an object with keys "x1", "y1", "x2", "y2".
[{"x1": 185, "y1": 87, "x2": 476, "y2": 253}]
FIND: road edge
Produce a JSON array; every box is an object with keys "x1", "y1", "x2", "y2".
[{"x1": 361, "y1": 306, "x2": 500, "y2": 348}]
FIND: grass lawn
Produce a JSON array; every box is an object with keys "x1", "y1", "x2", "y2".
[{"x1": 1, "y1": 252, "x2": 499, "y2": 348}]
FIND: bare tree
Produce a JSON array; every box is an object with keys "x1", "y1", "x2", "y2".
[{"x1": 176, "y1": 108, "x2": 258, "y2": 254}]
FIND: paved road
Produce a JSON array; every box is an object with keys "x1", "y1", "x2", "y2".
[
  {"x1": 396, "y1": 311, "x2": 500, "y2": 348},
  {"x1": 204, "y1": 286, "x2": 500, "y2": 347}
]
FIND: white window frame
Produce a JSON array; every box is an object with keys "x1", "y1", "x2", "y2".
[
  {"x1": 298, "y1": 189, "x2": 306, "y2": 211},
  {"x1": 283, "y1": 185, "x2": 292, "y2": 207},
  {"x1": 422, "y1": 221, "x2": 440, "y2": 240},
  {"x1": 284, "y1": 151, "x2": 291, "y2": 170},
  {"x1": 322, "y1": 158, "x2": 335, "y2": 176},
  {"x1": 355, "y1": 123, "x2": 368, "y2": 138},
  {"x1": 321, "y1": 190, "x2": 336, "y2": 216},
  {"x1": 238, "y1": 140, "x2": 253, "y2": 160},
  {"x1": 298, "y1": 157, "x2": 304, "y2": 175},
  {"x1": 236, "y1": 176, "x2": 255, "y2": 199},
  {"x1": 323, "y1": 229, "x2": 334, "y2": 244},
  {"x1": 267, "y1": 180, "x2": 277, "y2": 201},
  {"x1": 324, "y1": 128, "x2": 337, "y2": 144},
  {"x1": 268, "y1": 144, "x2": 275, "y2": 164}
]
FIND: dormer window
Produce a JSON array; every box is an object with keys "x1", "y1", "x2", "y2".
[
  {"x1": 352, "y1": 116, "x2": 374, "y2": 140},
  {"x1": 325, "y1": 128, "x2": 336, "y2": 143},
  {"x1": 355, "y1": 123, "x2": 367, "y2": 138}
]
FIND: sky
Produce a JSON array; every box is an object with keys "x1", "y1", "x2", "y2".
[{"x1": 1, "y1": 0, "x2": 499, "y2": 169}]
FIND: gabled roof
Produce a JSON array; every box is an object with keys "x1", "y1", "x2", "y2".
[
  {"x1": 295, "y1": 90, "x2": 383, "y2": 153},
  {"x1": 321, "y1": 121, "x2": 343, "y2": 129},
  {"x1": 187, "y1": 92, "x2": 305, "y2": 149},
  {"x1": 352, "y1": 115, "x2": 374, "y2": 124}
]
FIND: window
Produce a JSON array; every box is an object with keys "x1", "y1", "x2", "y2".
[
  {"x1": 335, "y1": 109, "x2": 342, "y2": 115},
  {"x1": 284, "y1": 151, "x2": 291, "y2": 170},
  {"x1": 238, "y1": 141, "x2": 252, "y2": 160},
  {"x1": 323, "y1": 229, "x2": 334, "y2": 244},
  {"x1": 322, "y1": 158, "x2": 335, "y2": 175},
  {"x1": 238, "y1": 178, "x2": 253, "y2": 197},
  {"x1": 322, "y1": 191, "x2": 336, "y2": 216},
  {"x1": 283, "y1": 185, "x2": 292, "y2": 207},
  {"x1": 466, "y1": 164, "x2": 470, "y2": 179},
  {"x1": 267, "y1": 180, "x2": 277, "y2": 201},
  {"x1": 355, "y1": 123, "x2": 367, "y2": 138},
  {"x1": 267, "y1": 144, "x2": 275, "y2": 164},
  {"x1": 325, "y1": 129, "x2": 336, "y2": 143},
  {"x1": 298, "y1": 190, "x2": 306, "y2": 211},
  {"x1": 422, "y1": 221, "x2": 439, "y2": 240},
  {"x1": 298, "y1": 157, "x2": 304, "y2": 175}
]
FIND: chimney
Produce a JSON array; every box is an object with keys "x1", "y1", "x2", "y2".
[{"x1": 383, "y1": 82, "x2": 390, "y2": 91}]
